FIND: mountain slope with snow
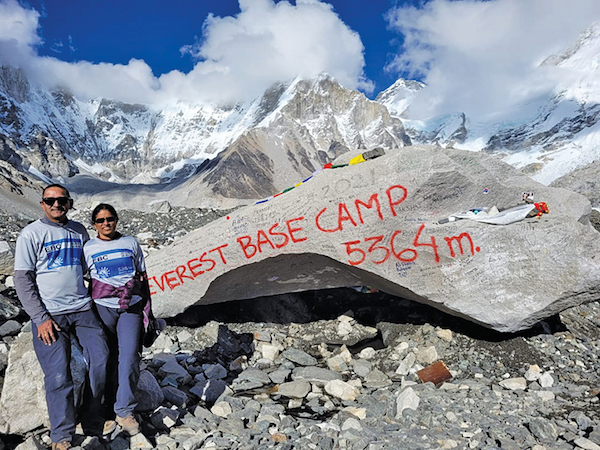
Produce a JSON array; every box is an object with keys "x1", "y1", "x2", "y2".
[
  {"x1": 0, "y1": 69, "x2": 411, "y2": 205},
  {"x1": 379, "y1": 25, "x2": 600, "y2": 186}
]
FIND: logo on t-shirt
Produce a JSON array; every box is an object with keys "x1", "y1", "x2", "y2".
[
  {"x1": 44, "y1": 238, "x2": 83, "y2": 269},
  {"x1": 91, "y1": 249, "x2": 136, "y2": 279}
]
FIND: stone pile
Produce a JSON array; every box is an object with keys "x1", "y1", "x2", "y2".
[
  {"x1": 3, "y1": 294, "x2": 600, "y2": 450},
  {"x1": 0, "y1": 181, "x2": 599, "y2": 449}
]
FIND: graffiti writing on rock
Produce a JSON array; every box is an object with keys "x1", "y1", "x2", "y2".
[
  {"x1": 341, "y1": 224, "x2": 480, "y2": 267},
  {"x1": 149, "y1": 183, "x2": 481, "y2": 295},
  {"x1": 149, "y1": 244, "x2": 228, "y2": 295},
  {"x1": 236, "y1": 217, "x2": 307, "y2": 259}
]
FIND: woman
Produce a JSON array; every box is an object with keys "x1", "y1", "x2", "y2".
[{"x1": 84, "y1": 203, "x2": 149, "y2": 436}]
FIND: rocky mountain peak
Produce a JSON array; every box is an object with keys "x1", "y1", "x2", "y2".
[{"x1": 0, "y1": 67, "x2": 29, "y2": 105}]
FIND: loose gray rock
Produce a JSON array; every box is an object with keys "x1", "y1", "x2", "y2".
[
  {"x1": 0, "y1": 293, "x2": 20, "y2": 321},
  {"x1": 136, "y1": 369, "x2": 165, "y2": 412},
  {"x1": 189, "y1": 379, "x2": 227, "y2": 403},
  {"x1": 277, "y1": 380, "x2": 311, "y2": 399},
  {"x1": 0, "y1": 320, "x2": 20, "y2": 337},
  {"x1": 282, "y1": 348, "x2": 318, "y2": 366},
  {"x1": 0, "y1": 241, "x2": 14, "y2": 276},
  {"x1": 528, "y1": 417, "x2": 559, "y2": 443},
  {"x1": 162, "y1": 385, "x2": 189, "y2": 407},
  {"x1": 291, "y1": 366, "x2": 343, "y2": 386}
]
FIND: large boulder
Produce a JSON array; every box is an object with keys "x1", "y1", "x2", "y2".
[
  {"x1": 145, "y1": 145, "x2": 600, "y2": 333},
  {"x1": 0, "y1": 328, "x2": 87, "y2": 435}
]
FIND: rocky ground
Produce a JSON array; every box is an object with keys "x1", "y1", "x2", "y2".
[{"x1": 0, "y1": 206, "x2": 599, "y2": 449}]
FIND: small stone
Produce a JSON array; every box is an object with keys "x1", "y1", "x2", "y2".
[
  {"x1": 338, "y1": 314, "x2": 354, "y2": 323},
  {"x1": 574, "y1": 437, "x2": 600, "y2": 450},
  {"x1": 364, "y1": 369, "x2": 392, "y2": 388},
  {"x1": 203, "y1": 363, "x2": 228, "y2": 380},
  {"x1": 4, "y1": 276, "x2": 14, "y2": 288},
  {"x1": 287, "y1": 398, "x2": 303, "y2": 409},
  {"x1": 324, "y1": 379, "x2": 360, "y2": 401},
  {"x1": 282, "y1": 348, "x2": 318, "y2": 366},
  {"x1": 0, "y1": 241, "x2": 14, "y2": 276},
  {"x1": 151, "y1": 407, "x2": 180, "y2": 431},
  {"x1": 182, "y1": 434, "x2": 208, "y2": 450},
  {"x1": 229, "y1": 355, "x2": 248, "y2": 372},
  {"x1": 569, "y1": 410, "x2": 595, "y2": 431},
  {"x1": 446, "y1": 411, "x2": 458, "y2": 422},
  {"x1": 277, "y1": 380, "x2": 311, "y2": 398},
  {"x1": 416, "y1": 361, "x2": 452, "y2": 386},
  {"x1": 217, "y1": 417, "x2": 245, "y2": 436},
  {"x1": 358, "y1": 347, "x2": 376, "y2": 359},
  {"x1": 129, "y1": 433, "x2": 154, "y2": 449},
  {"x1": 211, "y1": 401, "x2": 232, "y2": 418},
  {"x1": 292, "y1": 366, "x2": 342, "y2": 386},
  {"x1": 254, "y1": 331, "x2": 271, "y2": 342},
  {"x1": 158, "y1": 360, "x2": 192, "y2": 385},
  {"x1": 236, "y1": 367, "x2": 271, "y2": 385},
  {"x1": 524, "y1": 364, "x2": 542, "y2": 381},
  {"x1": 395, "y1": 352, "x2": 416, "y2": 376},
  {"x1": 342, "y1": 407, "x2": 366, "y2": 420},
  {"x1": 176, "y1": 329, "x2": 193, "y2": 343},
  {"x1": 436, "y1": 328, "x2": 453, "y2": 342},
  {"x1": 151, "y1": 332, "x2": 175, "y2": 350},
  {"x1": 539, "y1": 372, "x2": 554, "y2": 388},
  {"x1": 395, "y1": 387, "x2": 420, "y2": 419},
  {"x1": 162, "y1": 386, "x2": 188, "y2": 407},
  {"x1": 341, "y1": 417, "x2": 362, "y2": 432},
  {"x1": 535, "y1": 391, "x2": 555, "y2": 402},
  {"x1": 260, "y1": 343, "x2": 280, "y2": 360},
  {"x1": 337, "y1": 321, "x2": 353, "y2": 335},
  {"x1": 0, "y1": 320, "x2": 21, "y2": 337},
  {"x1": 327, "y1": 355, "x2": 348, "y2": 372},
  {"x1": 270, "y1": 433, "x2": 287, "y2": 443},
  {"x1": 416, "y1": 346, "x2": 438, "y2": 365},
  {"x1": 529, "y1": 417, "x2": 558, "y2": 443},
  {"x1": 268, "y1": 368, "x2": 291, "y2": 384},
  {"x1": 499, "y1": 377, "x2": 527, "y2": 391},
  {"x1": 352, "y1": 359, "x2": 372, "y2": 378}
]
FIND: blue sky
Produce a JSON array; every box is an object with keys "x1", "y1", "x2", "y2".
[
  {"x1": 25, "y1": 0, "x2": 412, "y2": 97},
  {"x1": 3, "y1": 0, "x2": 600, "y2": 119}
]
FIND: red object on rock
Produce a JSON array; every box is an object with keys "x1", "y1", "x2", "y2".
[{"x1": 417, "y1": 361, "x2": 452, "y2": 386}]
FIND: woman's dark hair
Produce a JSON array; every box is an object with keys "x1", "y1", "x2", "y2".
[{"x1": 91, "y1": 203, "x2": 119, "y2": 224}]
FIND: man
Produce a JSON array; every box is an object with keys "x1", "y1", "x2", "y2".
[{"x1": 14, "y1": 184, "x2": 109, "y2": 450}]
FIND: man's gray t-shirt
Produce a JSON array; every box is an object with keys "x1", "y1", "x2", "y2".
[{"x1": 14, "y1": 217, "x2": 91, "y2": 325}]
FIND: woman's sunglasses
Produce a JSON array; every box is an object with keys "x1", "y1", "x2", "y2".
[
  {"x1": 94, "y1": 216, "x2": 117, "y2": 224},
  {"x1": 42, "y1": 197, "x2": 71, "y2": 206}
]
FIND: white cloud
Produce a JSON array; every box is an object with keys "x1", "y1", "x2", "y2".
[
  {"x1": 0, "y1": 0, "x2": 370, "y2": 105},
  {"x1": 0, "y1": 0, "x2": 41, "y2": 67},
  {"x1": 386, "y1": 0, "x2": 600, "y2": 121},
  {"x1": 174, "y1": 0, "x2": 371, "y2": 104}
]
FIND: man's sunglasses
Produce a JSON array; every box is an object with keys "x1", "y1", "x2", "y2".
[
  {"x1": 94, "y1": 216, "x2": 117, "y2": 224},
  {"x1": 42, "y1": 197, "x2": 71, "y2": 206}
]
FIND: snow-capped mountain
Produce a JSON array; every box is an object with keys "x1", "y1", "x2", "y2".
[
  {"x1": 375, "y1": 78, "x2": 425, "y2": 118},
  {"x1": 379, "y1": 25, "x2": 600, "y2": 186},
  {"x1": 0, "y1": 68, "x2": 410, "y2": 199}
]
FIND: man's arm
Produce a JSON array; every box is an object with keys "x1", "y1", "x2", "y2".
[
  {"x1": 14, "y1": 270, "x2": 60, "y2": 345},
  {"x1": 13, "y1": 269, "x2": 50, "y2": 325}
]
